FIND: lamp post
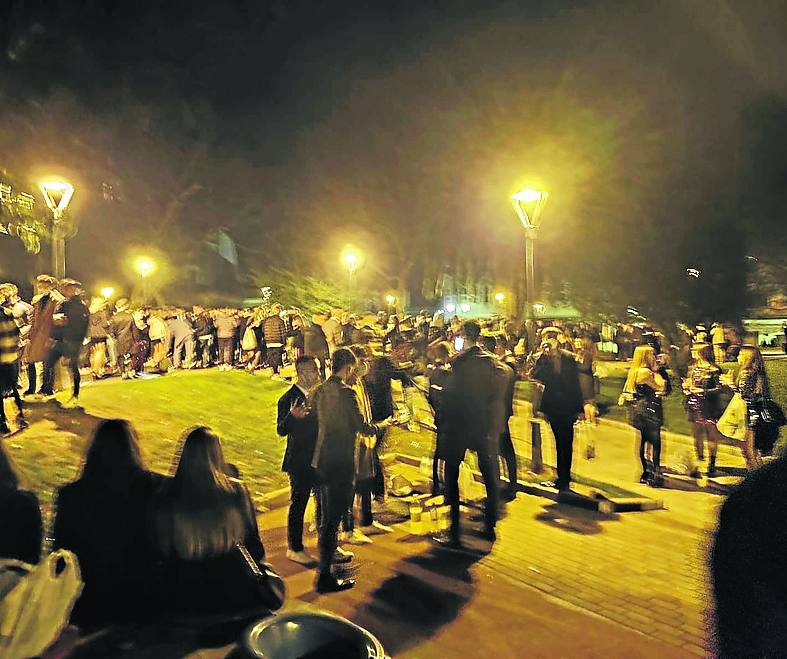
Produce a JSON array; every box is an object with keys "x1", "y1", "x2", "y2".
[
  {"x1": 134, "y1": 257, "x2": 156, "y2": 305},
  {"x1": 40, "y1": 181, "x2": 74, "y2": 279},
  {"x1": 343, "y1": 250, "x2": 359, "y2": 310},
  {"x1": 511, "y1": 188, "x2": 548, "y2": 318},
  {"x1": 100, "y1": 287, "x2": 115, "y2": 301}
]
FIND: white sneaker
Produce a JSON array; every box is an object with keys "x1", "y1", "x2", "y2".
[
  {"x1": 344, "y1": 529, "x2": 373, "y2": 545},
  {"x1": 332, "y1": 547, "x2": 354, "y2": 563},
  {"x1": 361, "y1": 520, "x2": 393, "y2": 535},
  {"x1": 286, "y1": 549, "x2": 318, "y2": 567}
]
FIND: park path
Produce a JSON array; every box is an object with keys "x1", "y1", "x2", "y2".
[{"x1": 184, "y1": 407, "x2": 729, "y2": 658}]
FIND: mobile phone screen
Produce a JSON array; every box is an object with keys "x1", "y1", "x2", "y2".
[{"x1": 454, "y1": 336, "x2": 465, "y2": 351}]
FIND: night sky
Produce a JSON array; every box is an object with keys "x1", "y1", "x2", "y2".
[{"x1": 1, "y1": 0, "x2": 786, "y2": 311}]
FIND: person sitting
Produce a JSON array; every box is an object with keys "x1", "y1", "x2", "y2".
[
  {"x1": 53, "y1": 419, "x2": 164, "y2": 628},
  {"x1": 150, "y1": 427, "x2": 274, "y2": 618},
  {"x1": 0, "y1": 442, "x2": 41, "y2": 564}
]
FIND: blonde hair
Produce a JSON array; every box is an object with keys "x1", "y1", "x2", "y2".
[
  {"x1": 154, "y1": 427, "x2": 249, "y2": 560},
  {"x1": 623, "y1": 345, "x2": 656, "y2": 394}
]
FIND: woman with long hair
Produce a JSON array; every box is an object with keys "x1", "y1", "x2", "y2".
[
  {"x1": 683, "y1": 343, "x2": 725, "y2": 477},
  {"x1": 621, "y1": 345, "x2": 670, "y2": 487},
  {"x1": 734, "y1": 346, "x2": 772, "y2": 469},
  {"x1": 53, "y1": 419, "x2": 163, "y2": 628},
  {"x1": 0, "y1": 442, "x2": 41, "y2": 564},
  {"x1": 151, "y1": 426, "x2": 269, "y2": 616}
]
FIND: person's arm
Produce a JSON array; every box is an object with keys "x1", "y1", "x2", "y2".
[
  {"x1": 276, "y1": 391, "x2": 293, "y2": 437},
  {"x1": 239, "y1": 487, "x2": 265, "y2": 562}
]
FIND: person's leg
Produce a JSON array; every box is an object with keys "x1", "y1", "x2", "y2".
[
  {"x1": 67, "y1": 343, "x2": 81, "y2": 398},
  {"x1": 549, "y1": 416, "x2": 575, "y2": 489},
  {"x1": 432, "y1": 431, "x2": 444, "y2": 496},
  {"x1": 270, "y1": 347, "x2": 283, "y2": 375},
  {"x1": 638, "y1": 429, "x2": 650, "y2": 479},
  {"x1": 707, "y1": 424, "x2": 720, "y2": 474},
  {"x1": 499, "y1": 424, "x2": 518, "y2": 492},
  {"x1": 288, "y1": 471, "x2": 311, "y2": 552},
  {"x1": 8, "y1": 368, "x2": 24, "y2": 418},
  {"x1": 41, "y1": 344, "x2": 62, "y2": 394},
  {"x1": 372, "y1": 440, "x2": 386, "y2": 500},
  {"x1": 25, "y1": 362, "x2": 36, "y2": 395},
  {"x1": 184, "y1": 337, "x2": 194, "y2": 366},
  {"x1": 646, "y1": 426, "x2": 662, "y2": 481},
  {"x1": 172, "y1": 337, "x2": 184, "y2": 368},
  {"x1": 692, "y1": 422, "x2": 705, "y2": 461},
  {"x1": 477, "y1": 448, "x2": 500, "y2": 533},
  {"x1": 317, "y1": 480, "x2": 354, "y2": 578},
  {"x1": 358, "y1": 480, "x2": 373, "y2": 527},
  {"x1": 443, "y1": 452, "x2": 462, "y2": 542}
]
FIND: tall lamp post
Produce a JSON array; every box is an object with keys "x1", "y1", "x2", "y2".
[
  {"x1": 511, "y1": 188, "x2": 548, "y2": 317},
  {"x1": 40, "y1": 181, "x2": 74, "y2": 279},
  {"x1": 343, "y1": 250, "x2": 359, "y2": 310},
  {"x1": 134, "y1": 257, "x2": 156, "y2": 305}
]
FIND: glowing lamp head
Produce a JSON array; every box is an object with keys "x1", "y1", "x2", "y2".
[
  {"x1": 100, "y1": 287, "x2": 115, "y2": 300},
  {"x1": 445, "y1": 303, "x2": 456, "y2": 314},
  {"x1": 460, "y1": 303, "x2": 471, "y2": 313},
  {"x1": 385, "y1": 294, "x2": 396, "y2": 305},
  {"x1": 494, "y1": 292, "x2": 505, "y2": 303},
  {"x1": 511, "y1": 188, "x2": 549, "y2": 230},
  {"x1": 40, "y1": 180, "x2": 74, "y2": 217},
  {"x1": 135, "y1": 258, "x2": 155, "y2": 278}
]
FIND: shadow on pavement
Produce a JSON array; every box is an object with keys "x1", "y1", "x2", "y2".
[
  {"x1": 535, "y1": 502, "x2": 620, "y2": 535},
  {"x1": 351, "y1": 546, "x2": 487, "y2": 656}
]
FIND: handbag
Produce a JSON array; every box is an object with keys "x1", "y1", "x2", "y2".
[
  {"x1": 718, "y1": 393, "x2": 747, "y2": 441},
  {"x1": 757, "y1": 398, "x2": 787, "y2": 427},
  {"x1": 236, "y1": 544, "x2": 285, "y2": 612},
  {"x1": 241, "y1": 327, "x2": 258, "y2": 351},
  {"x1": 629, "y1": 396, "x2": 660, "y2": 431}
]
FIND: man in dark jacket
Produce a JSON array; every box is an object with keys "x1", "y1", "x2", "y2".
[
  {"x1": 263, "y1": 304, "x2": 287, "y2": 378},
  {"x1": 310, "y1": 348, "x2": 388, "y2": 593},
  {"x1": 109, "y1": 299, "x2": 136, "y2": 378},
  {"x1": 191, "y1": 306, "x2": 215, "y2": 367},
  {"x1": 441, "y1": 321, "x2": 507, "y2": 547},
  {"x1": 277, "y1": 355, "x2": 321, "y2": 567},
  {"x1": 41, "y1": 279, "x2": 89, "y2": 402},
  {"x1": 530, "y1": 327, "x2": 584, "y2": 491}
]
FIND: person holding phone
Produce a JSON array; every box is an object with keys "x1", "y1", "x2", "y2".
[{"x1": 276, "y1": 355, "x2": 322, "y2": 567}]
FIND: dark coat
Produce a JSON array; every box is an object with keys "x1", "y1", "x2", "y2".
[
  {"x1": 110, "y1": 310, "x2": 135, "y2": 356},
  {"x1": 444, "y1": 345, "x2": 504, "y2": 454},
  {"x1": 277, "y1": 384, "x2": 319, "y2": 474},
  {"x1": 364, "y1": 356, "x2": 410, "y2": 422},
  {"x1": 531, "y1": 352, "x2": 584, "y2": 419},
  {"x1": 53, "y1": 470, "x2": 164, "y2": 627},
  {"x1": 311, "y1": 375, "x2": 377, "y2": 483},
  {"x1": 303, "y1": 323, "x2": 329, "y2": 357},
  {"x1": 0, "y1": 489, "x2": 42, "y2": 564},
  {"x1": 56, "y1": 296, "x2": 90, "y2": 344}
]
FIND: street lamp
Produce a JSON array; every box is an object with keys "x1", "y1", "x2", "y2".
[
  {"x1": 341, "y1": 248, "x2": 360, "y2": 309},
  {"x1": 511, "y1": 188, "x2": 549, "y2": 317},
  {"x1": 40, "y1": 180, "x2": 74, "y2": 279},
  {"x1": 100, "y1": 287, "x2": 115, "y2": 300},
  {"x1": 494, "y1": 292, "x2": 505, "y2": 303},
  {"x1": 135, "y1": 257, "x2": 155, "y2": 278}
]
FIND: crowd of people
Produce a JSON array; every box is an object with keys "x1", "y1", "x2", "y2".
[{"x1": 0, "y1": 272, "x2": 784, "y2": 653}]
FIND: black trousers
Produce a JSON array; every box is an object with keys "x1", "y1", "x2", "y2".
[
  {"x1": 499, "y1": 423, "x2": 518, "y2": 490},
  {"x1": 638, "y1": 425, "x2": 662, "y2": 476},
  {"x1": 288, "y1": 469, "x2": 318, "y2": 552},
  {"x1": 26, "y1": 362, "x2": 54, "y2": 395},
  {"x1": 267, "y1": 347, "x2": 283, "y2": 374},
  {"x1": 42, "y1": 341, "x2": 81, "y2": 397},
  {"x1": 318, "y1": 478, "x2": 355, "y2": 576},
  {"x1": 444, "y1": 445, "x2": 499, "y2": 541},
  {"x1": 547, "y1": 415, "x2": 576, "y2": 489},
  {"x1": 0, "y1": 363, "x2": 23, "y2": 423}
]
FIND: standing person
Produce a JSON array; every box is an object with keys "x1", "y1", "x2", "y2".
[
  {"x1": 480, "y1": 334, "x2": 518, "y2": 500},
  {"x1": 620, "y1": 345, "x2": 670, "y2": 486},
  {"x1": 129, "y1": 309, "x2": 151, "y2": 376},
  {"x1": 192, "y1": 306, "x2": 215, "y2": 368},
  {"x1": 24, "y1": 275, "x2": 61, "y2": 395},
  {"x1": 146, "y1": 309, "x2": 170, "y2": 371},
  {"x1": 0, "y1": 441, "x2": 41, "y2": 563},
  {"x1": 263, "y1": 304, "x2": 287, "y2": 380},
  {"x1": 304, "y1": 317, "x2": 330, "y2": 379},
  {"x1": 440, "y1": 321, "x2": 505, "y2": 548},
  {"x1": 41, "y1": 279, "x2": 89, "y2": 403},
  {"x1": 110, "y1": 299, "x2": 136, "y2": 379},
  {"x1": 321, "y1": 310, "x2": 343, "y2": 356},
  {"x1": 310, "y1": 348, "x2": 388, "y2": 593},
  {"x1": 276, "y1": 356, "x2": 321, "y2": 567},
  {"x1": 731, "y1": 346, "x2": 777, "y2": 469},
  {"x1": 684, "y1": 343, "x2": 724, "y2": 477},
  {"x1": 214, "y1": 309, "x2": 239, "y2": 371},
  {"x1": 87, "y1": 296, "x2": 111, "y2": 379},
  {"x1": 169, "y1": 311, "x2": 195, "y2": 370},
  {"x1": 427, "y1": 341, "x2": 453, "y2": 495},
  {"x1": 530, "y1": 327, "x2": 584, "y2": 492},
  {"x1": 0, "y1": 300, "x2": 27, "y2": 433},
  {"x1": 575, "y1": 335, "x2": 598, "y2": 424},
  {"x1": 711, "y1": 323, "x2": 727, "y2": 364}
]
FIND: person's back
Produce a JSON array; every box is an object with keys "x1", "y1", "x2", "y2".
[
  {"x1": 53, "y1": 420, "x2": 163, "y2": 628},
  {"x1": 447, "y1": 345, "x2": 498, "y2": 449},
  {"x1": 110, "y1": 308, "x2": 135, "y2": 354},
  {"x1": 263, "y1": 313, "x2": 286, "y2": 346},
  {"x1": 214, "y1": 312, "x2": 239, "y2": 339},
  {"x1": 59, "y1": 296, "x2": 90, "y2": 344}
]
